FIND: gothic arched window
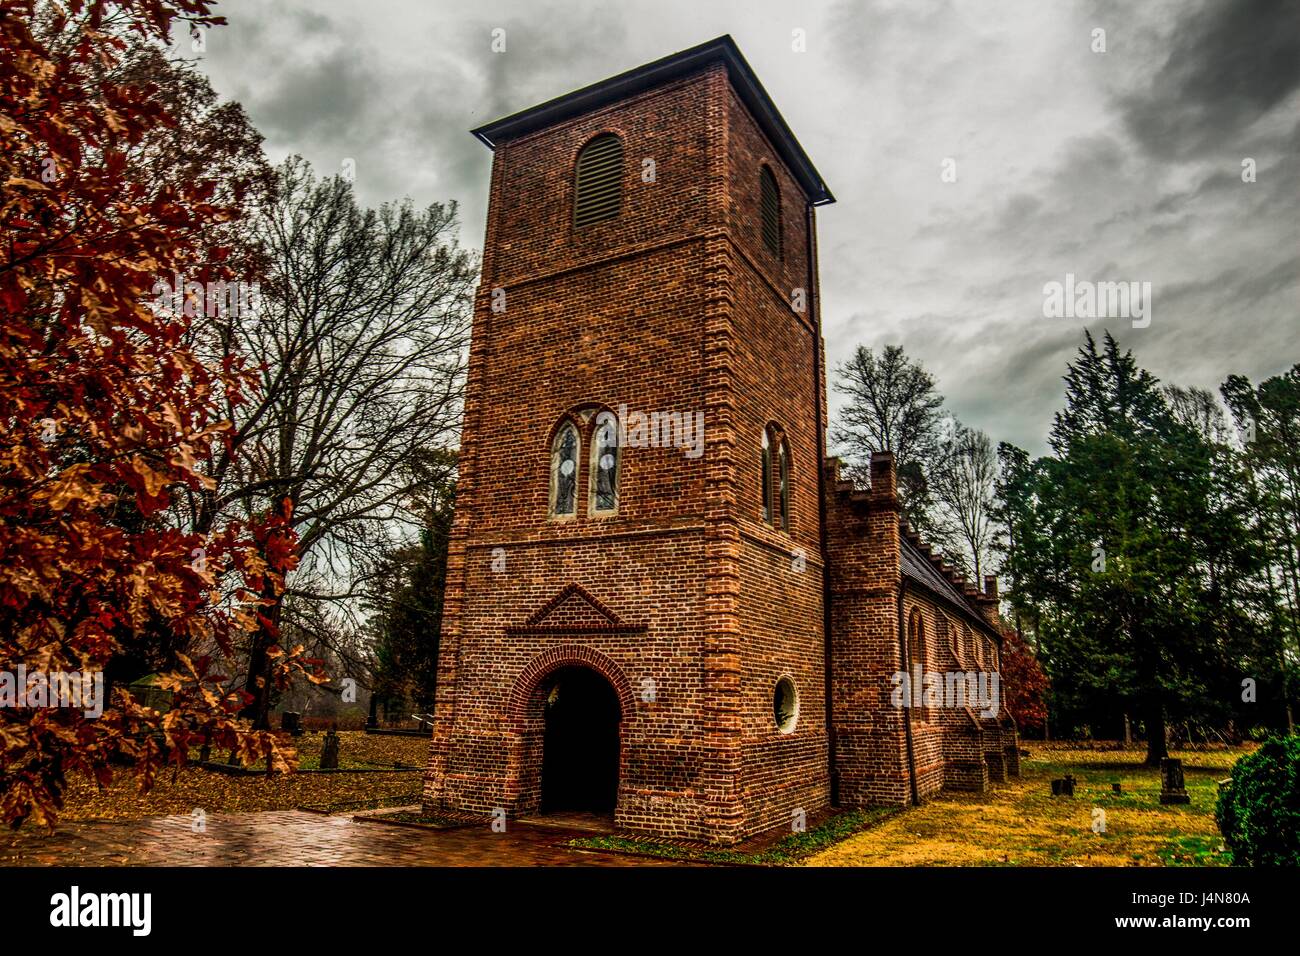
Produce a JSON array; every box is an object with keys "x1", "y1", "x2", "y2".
[
  {"x1": 777, "y1": 438, "x2": 790, "y2": 531},
  {"x1": 574, "y1": 133, "x2": 624, "y2": 228},
  {"x1": 550, "y1": 422, "x2": 580, "y2": 517},
  {"x1": 760, "y1": 429, "x2": 772, "y2": 523},
  {"x1": 590, "y1": 412, "x2": 620, "y2": 515},
  {"x1": 908, "y1": 609, "x2": 930, "y2": 722},
  {"x1": 761, "y1": 424, "x2": 790, "y2": 531}
]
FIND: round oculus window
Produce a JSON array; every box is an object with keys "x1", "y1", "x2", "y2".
[{"x1": 773, "y1": 677, "x2": 798, "y2": 734}]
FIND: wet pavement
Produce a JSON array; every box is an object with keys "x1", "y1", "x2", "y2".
[{"x1": 0, "y1": 810, "x2": 688, "y2": 867}]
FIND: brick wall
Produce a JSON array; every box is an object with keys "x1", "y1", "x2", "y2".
[
  {"x1": 823, "y1": 452, "x2": 1020, "y2": 806},
  {"x1": 824, "y1": 454, "x2": 912, "y2": 805}
]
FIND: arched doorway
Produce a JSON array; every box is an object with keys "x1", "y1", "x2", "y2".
[{"x1": 540, "y1": 666, "x2": 620, "y2": 815}]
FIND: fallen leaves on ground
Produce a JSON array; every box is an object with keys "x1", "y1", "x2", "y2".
[{"x1": 52, "y1": 732, "x2": 428, "y2": 822}]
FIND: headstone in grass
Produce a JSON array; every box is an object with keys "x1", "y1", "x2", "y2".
[
  {"x1": 1112, "y1": 783, "x2": 1122, "y2": 794},
  {"x1": 1160, "y1": 758, "x2": 1190, "y2": 805},
  {"x1": 280, "y1": 711, "x2": 303, "y2": 737},
  {"x1": 321, "y1": 728, "x2": 340, "y2": 770}
]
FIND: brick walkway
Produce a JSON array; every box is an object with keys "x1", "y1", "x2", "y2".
[{"x1": 0, "y1": 811, "x2": 685, "y2": 867}]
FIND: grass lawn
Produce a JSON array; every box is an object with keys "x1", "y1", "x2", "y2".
[
  {"x1": 54, "y1": 732, "x2": 428, "y2": 821},
  {"x1": 806, "y1": 743, "x2": 1245, "y2": 867}
]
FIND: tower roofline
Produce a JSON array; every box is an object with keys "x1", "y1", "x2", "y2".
[{"x1": 470, "y1": 34, "x2": 835, "y2": 205}]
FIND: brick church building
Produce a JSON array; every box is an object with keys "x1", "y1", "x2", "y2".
[{"x1": 422, "y1": 36, "x2": 1018, "y2": 844}]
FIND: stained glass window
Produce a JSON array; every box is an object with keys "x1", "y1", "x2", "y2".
[
  {"x1": 760, "y1": 429, "x2": 772, "y2": 523},
  {"x1": 778, "y1": 439, "x2": 790, "y2": 530},
  {"x1": 551, "y1": 423, "x2": 578, "y2": 516},
  {"x1": 591, "y1": 415, "x2": 619, "y2": 513}
]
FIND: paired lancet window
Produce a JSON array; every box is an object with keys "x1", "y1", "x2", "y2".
[
  {"x1": 591, "y1": 414, "x2": 620, "y2": 513},
  {"x1": 550, "y1": 411, "x2": 620, "y2": 518},
  {"x1": 760, "y1": 424, "x2": 790, "y2": 530},
  {"x1": 551, "y1": 422, "x2": 580, "y2": 516}
]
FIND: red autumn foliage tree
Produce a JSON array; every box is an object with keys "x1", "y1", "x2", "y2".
[
  {"x1": 999, "y1": 624, "x2": 1050, "y2": 733},
  {"x1": 0, "y1": 0, "x2": 312, "y2": 828}
]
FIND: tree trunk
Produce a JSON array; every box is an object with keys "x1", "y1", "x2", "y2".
[{"x1": 240, "y1": 576, "x2": 282, "y2": 731}]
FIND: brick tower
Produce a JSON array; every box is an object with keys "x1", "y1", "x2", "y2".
[{"x1": 421, "y1": 36, "x2": 836, "y2": 844}]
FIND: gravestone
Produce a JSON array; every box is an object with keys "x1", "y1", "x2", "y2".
[
  {"x1": 127, "y1": 674, "x2": 174, "y2": 714},
  {"x1": 320, "y1": 728, "x2": 340, "y2": 770},
  {"x1": 280, "y1": 711, "x2": 303, "y2": 737},
  {"x1": 1051, "y1": 775, "x2": 1076, "y2": 797},
  {"x1": 1112, "y1": 782, "x2": 1122, "y2": 794},
  {"x1": 1159, "y1": 757, "x2": 1190, "y2": 805}
]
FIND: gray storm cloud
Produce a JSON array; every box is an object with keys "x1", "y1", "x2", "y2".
[{"x1": 196, "y1": 0, "x2": 1299, "y2": 457}]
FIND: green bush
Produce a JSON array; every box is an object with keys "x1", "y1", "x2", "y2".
[{"x1": 1215, "y1": 736, "x2": 1300, "y2": 866}]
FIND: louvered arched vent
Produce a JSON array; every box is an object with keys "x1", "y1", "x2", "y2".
[
  {"x1": 574, "y1": 134, "x2": 624, "y2": 228},
  {"x1": 760, "y1": 166, "x2": 782, "y2": 258}
]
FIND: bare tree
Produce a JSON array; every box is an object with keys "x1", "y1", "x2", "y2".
[
  {"x1": 831, "y1": 344, "x2": 946, "y2": 533},
  {"x1": 191, "y1": 156, "x2": 476, "y2": 727},
  {"x1": 1164, "y1": 383, "x2": 1231, "y2": 445},
  {"x1": 931, "y1": 421, "x2": 998, "y2": 582}
]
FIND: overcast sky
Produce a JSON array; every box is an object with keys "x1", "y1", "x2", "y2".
[{"x1": 193, "y1": 0, "x2": 1298, "y2": 456}]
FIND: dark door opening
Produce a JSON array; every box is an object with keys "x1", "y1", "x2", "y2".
[{"x1": 541, "y1": 666, "x2": 620, "y2": 814}]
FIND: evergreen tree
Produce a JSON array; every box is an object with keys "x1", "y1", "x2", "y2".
[
  {"x1": 1221, "y1": 367, "x2": 1300, "y2": 731},
  {"x1": 1000, "y1": 332, "x2": 1271, "y2": 763}
]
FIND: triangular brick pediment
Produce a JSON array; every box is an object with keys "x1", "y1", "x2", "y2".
[{"x1": 506, "y1": 584, "x2": 645, "y2": 634}]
